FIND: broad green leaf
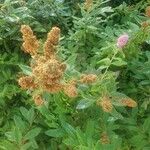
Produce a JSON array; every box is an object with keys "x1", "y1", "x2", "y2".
[
  {"x1": 28, "y1": 108, "x2": 35, "y2": 125},
  {"x1": 97, "y1": 58, "x2": 111, "y2": 66},
  {"x1": 112, "y1": 58, "x2": 127, "y2": 66},
  {"x1": 20, "y1": 107, "x2": 29, "y2": 121},
  {"x1": 76, "y1": 99, "x2": 95, "y2": 110},
  {"x1": 45, "y1": 128, "x2": 65, "y2": 138},
  {"x1": 14, "y1": 127, "x2": 22, "y2": 145},
  {"x1": 19, "y1": 64, "x2": 32, "y2": 76},
  {"x1": 14, "y1": 116, "x2": 26, "y2": 132},
  {"x1": 24, "y1": 128, "x2": 41, "y2": 140}
]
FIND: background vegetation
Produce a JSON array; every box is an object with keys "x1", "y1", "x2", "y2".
[{"x1": 0, "y1": 0, "x2": 150, "y2": 150}]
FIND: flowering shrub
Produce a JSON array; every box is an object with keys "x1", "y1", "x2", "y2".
[{"x1": 0, "y1": 1, "x2": 150, "y2": 150}]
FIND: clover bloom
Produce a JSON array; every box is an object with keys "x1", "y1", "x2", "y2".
[{"x1": 117, "y1": 34, "x2": 129, "y2": 48}]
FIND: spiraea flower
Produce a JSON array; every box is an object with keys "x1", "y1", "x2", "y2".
[
  {"x1": 63, "y1": 80, "x2": 78, "y2": 98},
  {"x1": 97, "y1": 96, "x2": 113, "y2": 113},
  {"x1": 19, "y1": 25, "x2": 80, "y2": 104},
  {"x1": 146, "y1": 6, "x2": 150, "y2": 17},
  {"x1": 21, "y1": 25, "x2": 39, "y2": 55},
  {"x1": 18, "y1": 76, "x2": 36, "y2": 89},
  {"x1": 121, "y1": 98, "x2": 137, "y2": 107},
  {"x1": 80, "y1": 74, "x2": 97, "y2": 84},
  {"x1": 117, "y1": 34, "x2": 129, "y2": 48},
  {"x1": 44, "y1": 27, "x2": 60, "y2": 58}
]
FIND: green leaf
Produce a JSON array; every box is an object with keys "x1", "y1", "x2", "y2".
[
  {"x1": 20, "y1": 107, "x2": 29, "y2": 121},
  {"x1": 45, "y1": 128, "x2": 65, "y2": 138},
  {"x1": 14, "y1": 127, "x2": 22, "y2": 145},
  {"x1": 24, "y1": 128, "x2": 41, "y2": 140},
  {"x1": 19, "y1": 64, "x2": 32, "y2": 76},
  {"x1": 14, "y1": 116, "x2": 26, "y2": 132},
  {"x1": 76, "y1": 99, "x2": 95, "y2": 110},
  {"x1": 97, "y1": 58, "x2": 111, "y2": 66},
  {"x1": 28, "y1": 108, "x2": 35, "y2": 125},
  {"x1": 112, "y1": 58, "x2": 127, "y2": 66}
]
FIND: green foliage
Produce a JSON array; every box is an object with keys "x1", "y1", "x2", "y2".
[{"x1": 0, "y1": 0, "x2": 150, "y2": 149}]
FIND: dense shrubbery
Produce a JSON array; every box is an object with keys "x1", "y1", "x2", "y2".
[{"x1": 0, "y1": 0, "x2": 150, "y2": 150}]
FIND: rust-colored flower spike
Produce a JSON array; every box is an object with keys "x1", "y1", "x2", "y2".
[
  {"x1": 18, "y1": 76, "x2": 36, "y2": 89},
  {"x1": 44, "y1": 27, "x2": 60, "y2": 58},
  {"x1": 33, "y1": 95, "x2": 44, "y2": 106},
  {"x1": 84, "y1": 0, "x2": 93, "y2": 11},
  {"x1": 121, "y1": 98, "x2": 137, "y2": 108},
  {"x1": 63, "y1": 80, "x2": 78, "y2": 98},
  {"x1": 100, "y1": 132, "x2": 110, "y2": 144},
  {"x1": 21, "y1": 25, "x2": 39, "y2": 55},
  {"x1": 97, "y1": 96, "x2": 113, "y2": 113},
  {"x1": 80, "y1": 74, "x2": 97, "y2": 84},
  {"x1": 146, "y1": 6, "x2": 150, "y2": 17}
]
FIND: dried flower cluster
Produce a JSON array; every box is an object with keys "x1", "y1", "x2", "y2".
[
  {"x1": 97, "y1": 96, "x2": 113, "y2": 113},
  {"x1": 19, "y1": 25, "x2": 97, "y2": 105},
  {"x1": 80, "y1": 74, "x2": 97, "y2": 84},
  {"x1": 21, "y1": 25, "x2": 39, "y2": 55},
  {"x1": 63, "y1": 80, "x2": 78, "y2": 98},
  {"x1": 44, "y1": 27, "x2": 60, "y2": 58},
  {"x1": 19, "y1": 25, "x2": 68, "y2": 105},
  {"x1": 121, "y1": 98, "x2": 137, "y2": 107},
  {"x1": 146, "y1": 6, "x2": 150, "y2": 17},
  {"x1": 84, "y1": 0, "x2": 93, "y2": 11}
]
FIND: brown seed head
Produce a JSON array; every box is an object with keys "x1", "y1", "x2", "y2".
[
  {"x1": 18, "y1": 76, "x2": 36, "y2": 89},
  {"x1": 100, "y1": 132, "x2": 110, "y2": 144},
  {"x1": 84, "y1": 0, "x2": 93, "y2": 11},
  {"x1": 80, "y1": 74, "x2": 97, "y2": 84},
  {"x1": 121, "y1": 98, "x2": 137, "y2": 107},
  {"x1": 47, "y1": 27, "x2": 60, "y2": 45},
  {"x1": 33, "y1": 95, "x2": 44, "y2": 106},
  {"x1": 63, "y1": 82, "x2": 78, "y2": 98},
  {"x1": 21, "y1": 25, "x2": 39, "y2": 55},
  {"x1": 146, "y1": 6, "x2": 150, "y2": 17},
  {"x1": 44, "y1": 82, "x2": 62, "y2": 93},
  {"x1": 98, "y1": 96, "x2": 113, "y2": 113}
]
